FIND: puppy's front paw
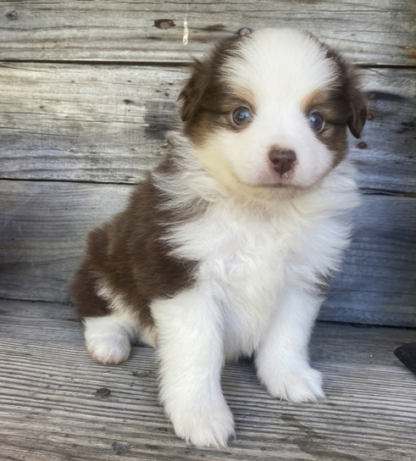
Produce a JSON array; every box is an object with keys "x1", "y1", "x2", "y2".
[
  {"x1": 260, "y1": 362, "x2": 325, "y2": 403},
  {"x1": 170, "y1": 402, "x2": 235, "y2": 448}
]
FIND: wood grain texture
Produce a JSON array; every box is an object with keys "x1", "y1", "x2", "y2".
[
  {"x1": 0, "y1": 63, "x2": 182, "y2": 185},
  {"x1": 0, "y1": 0, "x2": 415, "y2": 66},
  {"x1": 1, "y1": 180, "x2": 415, "y2": 326},
  {"x1": 0, "y1": 180, "x2": 131, "y2": 303},
  {"x1": 0, "y1": 300, "x2": 415, "y2": 461},
  {"x1": 0, "y1": 299, "x2": 84, "y2": 343},
  {"x1": 321, "y1": 194, "x2": 416, "y2": 326},
  {"x1": 0, "y1": 63, "x2": 415, "y2": 193}
]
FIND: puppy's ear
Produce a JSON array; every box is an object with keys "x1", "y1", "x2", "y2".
[
  {"x1": 326, "y1": 48, "x2": 367, "y2": 139},
  {"x1": 346, "y1": 67, "x2": 367, "y2": 139},
  {"x1": 178, "y1": 59, "x2": 210, "y2": 122},
  {"x1": 347, "y1": 86, "x2": 367, "y2": 138},
  {"x1": 178, "y1": 38, "x2": 243, "y2": 123}
]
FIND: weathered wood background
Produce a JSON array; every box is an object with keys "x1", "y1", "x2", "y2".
[{"x1": 0, "y1": 0, "x2": 415, "y2": 326}]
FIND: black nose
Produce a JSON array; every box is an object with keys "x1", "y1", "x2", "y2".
[{"x1": 268, "y1": 149, "x2": 296, "y2": 176}]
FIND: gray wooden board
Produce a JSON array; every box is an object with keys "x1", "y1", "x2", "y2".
[
  {"x1": 0, "y1": 0, "x2": 415, "y2": 66},
  {"x1": 0, "y1": 299, "x2": 415, "y2": 461},
  {"x1": 0, "y1": 64, "x2": 415, "y2": 193},
  {"x1": 1, "y1": 180, "x2": 415, "y2": 326}
]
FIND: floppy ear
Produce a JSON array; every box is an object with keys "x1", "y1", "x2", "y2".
[
  {"x1": 346, "y1": 67, "x2": 367, "y2": 138},
  {"x1": 325, "y1": 47, "x2": 367, "y2": 139},
  {"x1": 347, "y1": 86, "x2": 367, "y2": 138},
  {"x1": 178, "y1": 38, "x2": 244, "y2": 123},
  {"x1": 178, "y1": 59, "x2": 210, "y2": 122}
]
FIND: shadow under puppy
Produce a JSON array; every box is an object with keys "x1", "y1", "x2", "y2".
[{"x1": 68, "y1": 28, "x2": 366, "y2": 448}]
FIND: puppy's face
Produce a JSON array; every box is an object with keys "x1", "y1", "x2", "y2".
[{"x1": 179, "y1": 29, "x2": 367, "y2": 192}]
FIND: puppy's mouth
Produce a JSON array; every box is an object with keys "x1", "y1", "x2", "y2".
[
  {"x1": 231, "y1": 166, "x2": 309, "y2": 194},
  {"x1": 265, "y1": 181, "x2": 298, "y2": 189},
  {"x1": 254, "y1": 161, "x2": 299, "y2": 188}
]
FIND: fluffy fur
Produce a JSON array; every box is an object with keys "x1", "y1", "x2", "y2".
[{"x1": 68, "y1": 29, "x2": 366, "y2": 448}]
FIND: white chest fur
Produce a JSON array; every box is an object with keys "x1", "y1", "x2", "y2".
[{"x1": 164, "y1": 167, "x2": 358, "y2": 359}]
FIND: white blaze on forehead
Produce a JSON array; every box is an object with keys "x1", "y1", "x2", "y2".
[{"x1": 223, "y1": 29, "x2": 339, "y2": 106}]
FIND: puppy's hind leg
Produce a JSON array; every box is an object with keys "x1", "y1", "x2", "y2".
[
  {"x1": 83, "y1": 313, "x2": 137, "y2": 365},
  {"x1": 69, "y1": 268, "x2": 138, "y2": 366}
]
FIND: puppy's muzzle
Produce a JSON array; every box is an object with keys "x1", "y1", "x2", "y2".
[{"x1": 268, "y1": 149, "x2": 296, "y2": 176}]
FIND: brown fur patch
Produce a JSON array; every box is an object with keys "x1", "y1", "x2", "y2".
[
  {"x1": 68, "y1": 155, "x2": 198, "y2": 327},
  {"x1": 301, "y1": 48, "x2": 367, "y2": 166},
  {"x1": 178, "y1": 36, "x2": 256, "y2": 146},
  {"x1": 323, "y1": 47, "x2": 367, "y2": 139},
  {"x1": 301, "y1": 89, "x2": 331, "y2": 114},
  {"x1": 302, "y1": 87, "x2": 349, "y2": 167}
]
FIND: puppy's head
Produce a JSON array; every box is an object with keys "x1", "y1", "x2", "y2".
[{"x1": 179, "y1": 29, "x2": 366, "y2": 193}]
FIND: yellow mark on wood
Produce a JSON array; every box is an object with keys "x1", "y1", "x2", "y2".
[{"x1": 183, "y1": 18, "x2": 189, "y2": 46}]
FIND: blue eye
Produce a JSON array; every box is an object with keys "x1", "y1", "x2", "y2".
[
  {"x1": 308, "y1": 113, "x2": 325, "y2": 132},
  {"x1": 232, "y1": 107, "x2": 252, "y2": 126}
]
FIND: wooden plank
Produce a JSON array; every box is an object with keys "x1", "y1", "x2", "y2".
[
  {"x1": 357, "y1": 68, "x2": 416, "y2": 195},
  {"x1": 0, "y1": 64, "x2": 415, "y2": 194},
  {"x1": 0, "y1": 300, "x2": 415, "y2": 461},
  {"x1": 320, "y1": 193, "x2": 416, "y2": 326},
  {"x1": 0, "y1": 63, "x2": 183, "y2": 185},
  {"x1": 0, "y1": 180, "x2": 131, "y2": 303},
  {"x1": 0, "y1": 299, "x2": 84, "y2": 344},
  {"x1": 0, "y1": 0, "x2": 415, "y2": 66},
  {"x1": 1, "y1": 180, "x2": 415, "y2": 326}
]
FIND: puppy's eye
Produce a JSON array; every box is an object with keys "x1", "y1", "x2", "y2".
[
  {"x1": 232, "y1": 107, "x2": 252, "y2": 127},
  {"x1": 308, "y1": 113, "x2": 325, "y2": 132}
]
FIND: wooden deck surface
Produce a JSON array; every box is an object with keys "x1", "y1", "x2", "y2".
[{"x1": 1, "y1": 299, "x2": 415, "y2": 461}]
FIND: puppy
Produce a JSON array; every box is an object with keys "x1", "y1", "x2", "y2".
[{"x1": 69, "y1": 28, "x2": 366, "y2": 448}]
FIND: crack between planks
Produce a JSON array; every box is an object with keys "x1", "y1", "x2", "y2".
[
  {"x1": 0, "y1": 59, "x2": 415, "y2": 71},
  {"x1": 0, "y1": 59, "x2": 192, "y2": 68},
  {"x1": 0, "y1": 177, "x2": 414, "y2": 198},
  {"x1": 0, "y1": 296, "x2": 71, "y2": 307}
]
